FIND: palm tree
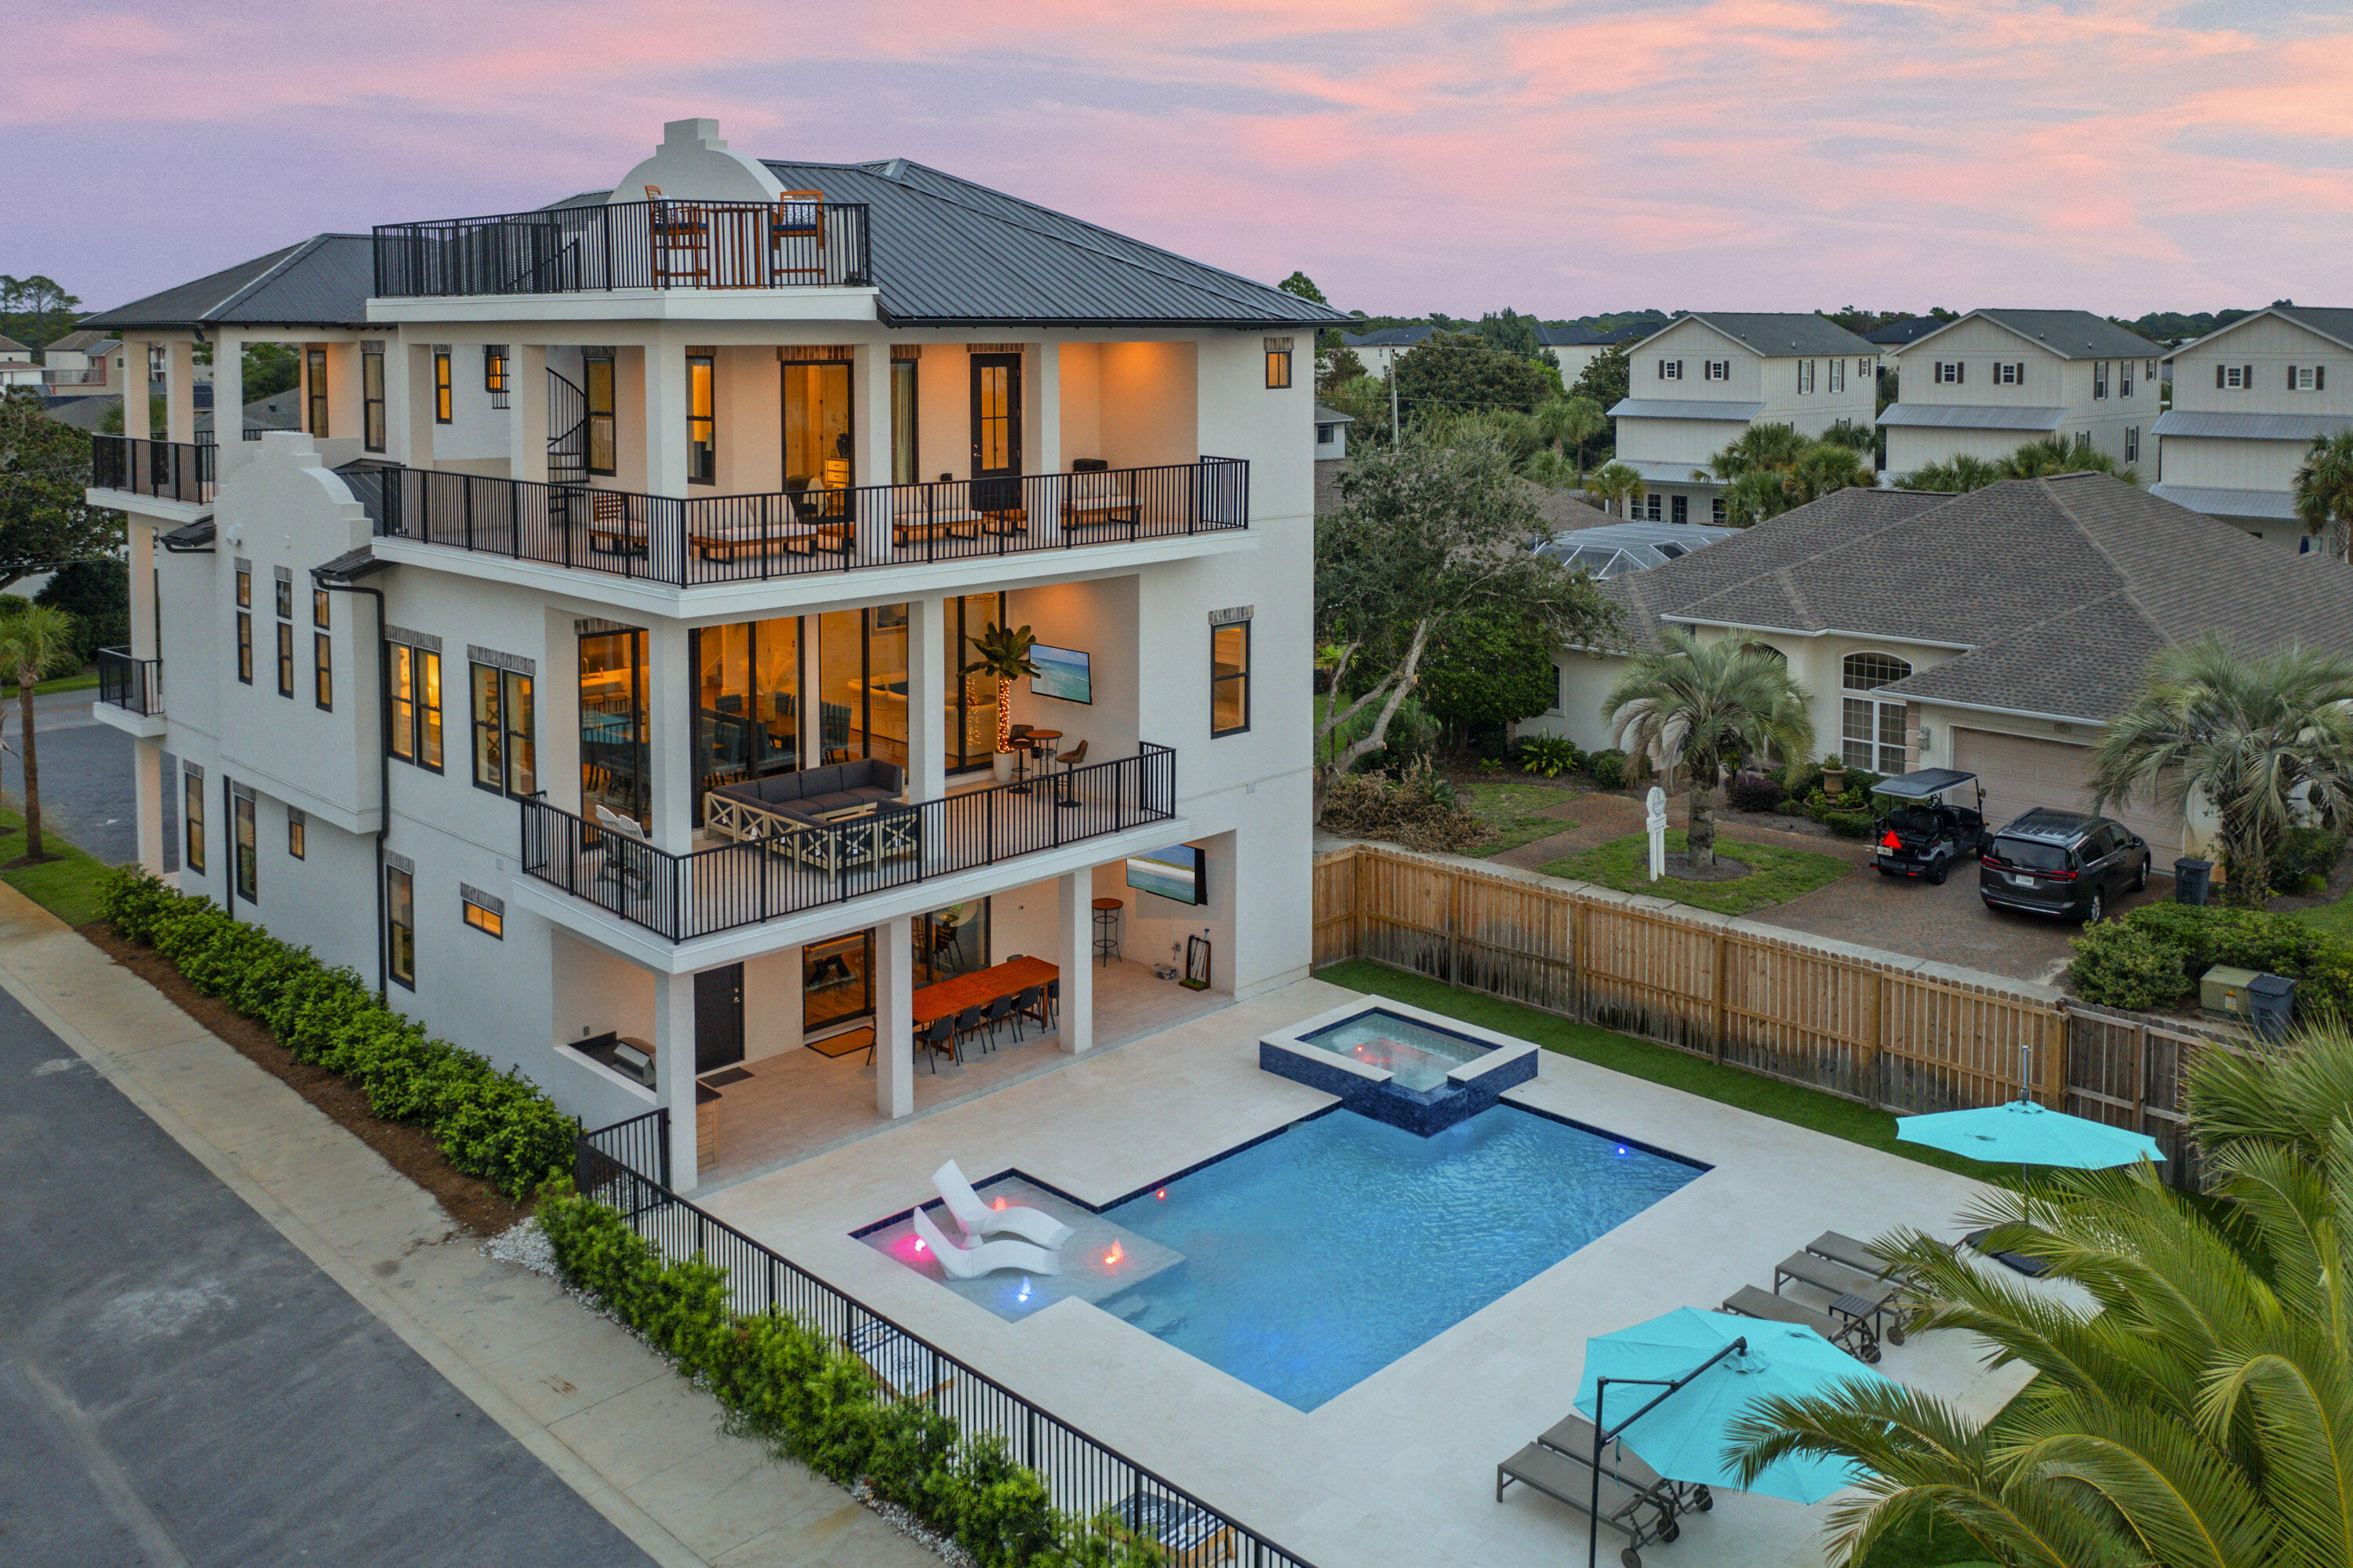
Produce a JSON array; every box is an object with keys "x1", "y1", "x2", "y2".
[
  {"x1": 1707, "y1": 421, "x2": 1809, "y2": 482},
  {"x1": 1602, "y1": 628, "x2": 1814, "y2": 864},
  {"x1": 1789, "y1": 442, "x2": 1873, "y2": 504},
  {"x1": 1584, "y1": 460, "x2": 1645, "y2": 517},
  {"x1": 2293, "y1": 430, "x2": 2353, "y2": 559},
  {"x1": 959, "y1": 622, "x2": 1038, "y2": 760},
  {"x1": 1727, "y1": 1022, "x2": 2353, "y2": 1568},
  {"x1": 2089, "y1": 634, "x2": 2353, "y2": 907},
  {"x1": 1535, "y1": 395, "x2": 1608, "y2": 480},
  {"x1": 0, "y1": 605, "x2": 77, "y2": 864},
  {"x1": 1896, "y1": 453, "x2": 2004, "y2": 493},
  {"x1": 2001, "y1": 435, "x2": 2137, "y2": 486}
]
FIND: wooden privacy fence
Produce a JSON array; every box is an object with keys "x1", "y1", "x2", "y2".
[{"x1": 1313, "y1": 845, "x2": 2234, "y2": 1158}]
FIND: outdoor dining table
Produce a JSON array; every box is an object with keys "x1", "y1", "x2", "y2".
[{"x1": 911, "y1": 955, "x2": 1058, "y2": 1027}]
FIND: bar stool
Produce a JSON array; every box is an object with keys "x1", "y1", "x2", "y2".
[{"x1": 1091, "y1": 898, "x2": 1123, "y2": 966}]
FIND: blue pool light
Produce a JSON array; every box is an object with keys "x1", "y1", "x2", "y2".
[{"x1": 1016, "y1": 1276, "x2": 1032, "y2": 1304}]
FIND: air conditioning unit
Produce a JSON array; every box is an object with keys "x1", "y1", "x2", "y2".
[{"x1": 2200, "y1": 964, "x2": 2260, "y2": 1018}]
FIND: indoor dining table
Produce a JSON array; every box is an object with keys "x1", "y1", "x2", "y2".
[{"x1": 911, "y1": 955, "x2": 1059, "y2": 1027}]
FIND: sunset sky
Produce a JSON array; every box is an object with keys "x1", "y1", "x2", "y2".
[{"x1": 8, "y1": 0, "x2": 2351, "y2": 322}]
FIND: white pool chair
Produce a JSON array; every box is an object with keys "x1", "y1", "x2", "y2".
[
  {"x1": 912, "y1": 1205, "x2": 1061, "y2": 1279},
  {"x1": 933, "y1": 1159, "x2": 1075, "y2": 1250}
]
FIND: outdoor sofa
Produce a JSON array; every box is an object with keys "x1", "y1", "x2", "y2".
[{"x1": 706, "y1": 760, "x2": 906, "y2": 842}]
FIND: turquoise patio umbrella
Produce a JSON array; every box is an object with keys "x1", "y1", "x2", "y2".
[
  {"x1": 1897, "y1": 1098, "x2": 2164, "y2": 1171},
  {"x1": 1573, "y1": 1308, "x2": 1897, "y2": 1505}
]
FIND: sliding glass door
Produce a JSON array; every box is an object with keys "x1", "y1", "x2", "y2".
[
  {"x1": 579, "y1": 628, "x2": 647, "y2": 826},
  {"x1": 944, "y1": 592, "x2": 1006, "y2": 775},
  {"x1": 816, "y1": 605, "x2": 909, "y2": 768},
  {"x1": 692, "y1": 617, "x2": 801, "y2": 818}
]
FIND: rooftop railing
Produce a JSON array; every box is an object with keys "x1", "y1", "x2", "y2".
[
  {"x1": 373, "y1": 198, "x2": 871, "y2": 297},
  {"x1": 90, "y1": 434, "x2": 215, "y2": 506},
  {"x1": 376, "y1": 458, "x2": 1248, "y2": 588}
]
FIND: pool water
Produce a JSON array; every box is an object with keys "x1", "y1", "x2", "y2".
[
  {"x1": 1297, "y1": 1009, "x2": 1488, "y2": 1091},
  {"x1": 1096, "y1": 1108, "x2": 1703, "y2": 1410}
]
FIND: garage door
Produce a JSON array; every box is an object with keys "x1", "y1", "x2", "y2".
[{"x1": 1951, "y1": 729, "x2": 2180, "y2": 853}]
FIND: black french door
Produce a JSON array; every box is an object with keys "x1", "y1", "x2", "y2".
[{"x1": 969, "y1": 354, "x2": 1023, "y2": 511}]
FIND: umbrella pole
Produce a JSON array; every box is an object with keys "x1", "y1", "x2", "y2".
[{"x1": 1587, "y1": 1337, "x2": 1751, "y2": 1568}]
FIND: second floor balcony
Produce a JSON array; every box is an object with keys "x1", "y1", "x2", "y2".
[
  {"x1": 92, "y1": 435, "x2": 214, "y2": 507},
  {"x1": 373, "y1": 198, "x2": 872, "y2": 299},
  {"x1": 96, "y1": 647, "x2": 163, "y2": 716}
]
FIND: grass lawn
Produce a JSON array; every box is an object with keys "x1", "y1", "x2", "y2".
[
  {"x1": 2288, "y1": 889, "x2": 2353, "y2": 940},
  {"x1": 1542, "y1": 828, "x2": 1853, "y2": 915},
  {"x1": 1315, "y1": 958, "x2": 1988, "y2": 1180},
  {"x1": 1455, "y1": 777, "x2": 1580, "y2": 857},
  {"x1": 0, "y1": 666, "x2": 100, "y2": 698},
  {"x1": 0, "y1": 806, "x2": 114, "y2": 926}
]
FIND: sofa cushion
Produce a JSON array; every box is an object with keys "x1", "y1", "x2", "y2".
[
  {"x1": 753, "y1": 773, "x2": 806, "y2": 805},
  {"x1": 845, "y1": 759, "x2": 903, "y2": 795},
  {"x1": 709, "y1": 779, "x2": 763, "y2": 807},
  {"x1": 798, "y1": 764, "x2": 843, "y2": 796},
  {"x1": 798, "y1": 791, "x2": 865, "y2": 816}
]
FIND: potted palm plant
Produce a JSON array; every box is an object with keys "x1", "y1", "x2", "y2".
[{"x1": 962, "y1": 622, "x2": 1041, "y2": 781}]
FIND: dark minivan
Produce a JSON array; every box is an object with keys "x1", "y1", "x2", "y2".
[{"x1": 1979, "y1": 808, "x2": 2151, "y2": 924}]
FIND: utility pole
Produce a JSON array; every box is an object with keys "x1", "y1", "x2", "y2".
[{"x1": 1390, "y1": 372, "x2": 1401, "y2": 446}]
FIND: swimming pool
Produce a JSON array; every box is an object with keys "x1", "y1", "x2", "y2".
[
  {"x1": 1096, "y1": 1108, "x2": 1704, "y2": 1410},
  {"x1": 1297, "y1": 1008, "x2": 1489, "y2": 1090}
]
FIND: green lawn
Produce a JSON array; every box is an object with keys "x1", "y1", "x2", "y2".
[
  {"x1": 1456, "y1": 777, "x2": 1580, "y2": 857},
  {"x1": 2288, "y1": 889, "x2": 2353, "y2": 940},
  {"x1": 0, "y1": 666, "x2": 100, "y2": 698},
  {"x1": 0, "y1": 806, "x2": 114, "y2": 926},
  {"x1": 1316, "y1": 959, "x2": 1989, "y2": 1178},
  {"x1": 1542, "y1": 828, "x2": 1853, "y2": 915}
]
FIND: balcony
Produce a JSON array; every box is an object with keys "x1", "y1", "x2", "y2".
[
  {"x1": 372, "y1": 459, "x2": 1248, "y2": 588},
  {"x1": 373, "y1": 198, "x2": 871, "y2": 298},
  {"x1": 96, "y1": 647, "x2": 163, "y2": 715},
  {"x1": 522, "y1": 743, "x2": 1175, "y2": 942},
  {"x1": 91, "y1": 435, "x2": 215, "y2": 507}
]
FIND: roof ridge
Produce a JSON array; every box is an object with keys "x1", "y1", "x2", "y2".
[
  {"x1": 201, "y1": 235, "x2": 322, "y2": 323},
  {"x1": 2032, "y1": 475, "x2": 2173, "y2": 635}
]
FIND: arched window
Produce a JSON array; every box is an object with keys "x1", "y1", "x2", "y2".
[{"x1": 1842, "y1": 652, "x2": 1914, "y2": 773}]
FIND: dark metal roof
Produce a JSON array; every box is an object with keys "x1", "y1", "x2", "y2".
[
  {"x1": 1870, "y1": 768, "x2": 1977, "y2": 798},
  {"x1": 758, "y1": 158, "x2": 1350, "y2": 329},
  {"x1": 1900, "y1": 309, "x2": 2160, "y2": 361},
  {"x1": 1638, "y1": 313, "x2": 1878, "y2": 358},
  {"x1": 160, "y1": 518, "x2": 216, "y2": 552},
  {"x1": 312, "y1": 545, "x2": 386, "y2": 583},
  {"x1": 1864, "y1": 316, "x2": 1948, "y2": 347},
  {"x1": 81, "y1": 235, "x2": 375, "y2": 332}
]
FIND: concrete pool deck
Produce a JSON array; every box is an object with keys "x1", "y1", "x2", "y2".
[{"x1": 700, "y1": 977, "x2": 2049, "y2": 1568}]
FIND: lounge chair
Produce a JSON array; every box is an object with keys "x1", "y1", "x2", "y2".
[
  {"x1": 1962, "y1": 1228, "x2": 2049, "y2": 1277},
  {"x1": 911, "y1": 1205, "x2": 1061, "y2": 1279},
  {"x1": 1804, "y1": 1230, "x2": 1897, "y2": 1279},
  {"x1": 933, "y1": 1159, "x2": 1075, "y2": 1249},
  {"x1": 1773, "y1": 1251, "x2": 1910, "y2": 1345},
  {"x1": 1497, "y1": 1440, "x2": 1676, "y2": 1567},
  {"x1": 1540, "y1": 1413, "x2": 1711, "y2": 1520},
  {"x1": 1722, "y1": 1283, "x2": 1881, "y2": 1362}
]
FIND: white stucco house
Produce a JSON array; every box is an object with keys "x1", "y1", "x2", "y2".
[
  {"x1": 1313, "y1": 402, "x2": 1353, "y2": 460},
  {"x1": 1608, "y1": 313, "x2": 1878, "y2": 526},
  {"x1": 1526, "y1": 473, "x2": 2353, "y2": 857},
  {"x1": 2154, "y1": 304, "x2": 2353, "y2": 550},
  {"x1": 1879, "y1": 309, "x2": 2160, "y2": 481},
  {"x1": 82, "y1": 118, "x2": 1338, "y2": 1193}
]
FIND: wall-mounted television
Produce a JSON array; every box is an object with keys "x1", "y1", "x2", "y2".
[
  {"x1": 1126, "y1": 844, "x2": 1205, "y2": 905},
  {"x1": 1028, "y1": 643, "x2": 1092, "y2": 705}
]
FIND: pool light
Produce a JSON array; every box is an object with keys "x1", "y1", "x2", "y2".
[
  {"x1": 1016, "y1": 1277, "x2": 1032, "y2": 1304},
  {"x1": 1104, "y1": 1240, "x2": 1125, "y2": 1267}
]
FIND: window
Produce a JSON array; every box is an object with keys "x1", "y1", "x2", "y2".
[
  {"x1": 2220, "y1": 364, "x2": 2250, "y2": 390},
  {"x1": 1211, "y1": 620, "x2": 1251, "y2": 736},
  {"x1": 483, "y1": 344, "x2": 507, "y2": 395},
  {"x1": 1935, "y1": 361, "x2": 1963, "y2": 384},
  {"x1": 686, "y1": 351, "x2": 715, "y2": 484},
  {"x1": 306, "y1": 347, "x2": 329, "y2": 435},
  {"x1": 1995, "y1": 362, "x2": 2023, "y2": 386},
  {"x1": 471, "y1": 663, "x2": 536, "y2": 797},
  {"x1": 234, "y1": 791, "x2": 257, "y2": 903},
  {"x1": 1703, "y1": 359, "x2": 1729, "y2": 381},
  {"x1": 1797, "y1": 359, "x2": 1816, "y2": 395},
  {"x1": 1658, "y1": 358, "x2": 1682, "y2": 380},
  {"x1": 1552, "y1": 661, "x2": 1563, "y2": 713},
  {"x1": 2126, "y1": 426, "x2": 2140, "y2": 463},
  {"x1": 237, "y1": 567, "x2": 251, "y2": 608},
  {"x1": 433, "y1": 350, "x2": 453, "y2": 423},
  {"x1": 387, "y1": 867, "x2": 415, "y2": 988},
  {"x1": 891, "y1": 358, "x2": 919, "y2": 484},
  {"x1": 1316, "y1": 424, "x2": 1335, "y2": 446},
  {"x1": 1841, "y1": 651, "x2": 1912, "y2": 773},
  {"x1": 362, "y1": 344, "x2": 385, "y2": 452},
  {"x1": 462, "y1": 888, "x2": 504, "y2": 939},
  {"x1": 314, "y1": 631, "x2": 333, "y2": 710},
  {"x1": 2146, "y1": 358, "x2": 2157, "y2": 380},
  {"x1": 2291, "y1": 365, "x2": 2325, "y2": 392},
  {"x1": 389, "y1": 644, "x2": 442, "y2": 770},
  {"x1": 1830, "y1": 358, "x2": 1846, "y2": 392},
  {"x1": 2076, "y1": 431, "x2": 2093, "y2": 451},
  {"x1": 2093, "y1": 361, "x2": 2108, "y2": 399},
  {"x1": 1671, "y1": 493, "x2": 1688, "y2": 524},
  {"x1": 1642, "y1": 493, "x2": 1662, "y2": 522},
  {"x1": 276, "y1": 621, "x2": 293, "y2": 697},
  {"x1": 287, "y1": 808, "x2": 306, "y2": 860},
  {"x1": 275, "y1": 577, "x2": 292, "y2": 619},
  {"x1": 1711, "y1": 497, "x2": 1726, "y2": 525},
  {"x1": 2121, "y1": 362, "x2": 2133, "y2": 397},
  {"x1": 314, "y1": 588, "x2": 330, "y2": 629},
  {"x1": 1264, "y1": 349, "x2": 1292, "y2": 389},
  {"x1": 184, "y1": 769, "x2": 205, "y2": 875},
  {"x1": 584, "y1": 354, "x2": 616, "y2": 475},
  {"x1": 236, "y1": 613, "x2": 252, "y2": 683}
]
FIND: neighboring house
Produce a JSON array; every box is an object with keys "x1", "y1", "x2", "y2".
[
  {"x1": 1879, "y1": 309, "x2": 2160, "y2": 480},
  {"x1": 1333, "y1": 322, "x2": 1436, "y2": 377},
  {"x1": 1531, "y1": 473, "x2": 2353, "y2": 856},
  {"x1": 1313, "y1": 402, "x2": 1353, "y2": 460},
  {"x1": 41, "y1": 328, "x2": 124, "y2": 395},
  {"x1": 195, "y1": 389, "x2": 304, "y2": 445},
  {"x1": 1542, "y1": 319, "x2": 1658, "y2": 382},
  {"x1": 82, "y1": 117, "x2": 1340, "y2": 1194},
  {"x1": 1864, "y1": 315, "x2": 1946, "y2": 371},
  {"x1": 0, "y1": 332, "x2": 38, "y2": 388},
  {"x1": 1535, "y1": 517, "x2": 1738, "y2": 580},
  {"x1": 2154, "y1": 304, "x2": 2353, "y2": 550},
  {"x1": 1608, "y1": 312, "x2": 1878, "y2": 525}
]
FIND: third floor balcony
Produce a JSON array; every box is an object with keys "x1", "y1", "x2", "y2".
[{"x1": 373, "y1": 198, "x2": 871, "y2": 300}]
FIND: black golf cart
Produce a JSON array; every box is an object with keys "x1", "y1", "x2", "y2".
[{"x1": 1868, "y1": 769, "x2": 1991, "y2": 885}]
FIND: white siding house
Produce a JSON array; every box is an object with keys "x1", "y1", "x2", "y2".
[
  {"x1": 2155, "y1": 305, "x2": 2353, "y2": 549},
  {"x1": 1880, "y1": 310, "x2": 2161, "y2": 480}
]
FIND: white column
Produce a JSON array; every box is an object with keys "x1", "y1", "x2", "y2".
[
  {"x1": 133, "y1": 739, "x2": 164, "y2": 875},
  {"x1": 127, "y1": 521, "x2": 156, "y2": 660},
  {"x1": 643, "y1": 333, "x2": 687, "y2": 497},
  {"x1": 404, "y1": 343, "x2": 437, "y2": 467},
  {"x1": 877, "y1": 913, "x2": 915, "y2": 1118},
  {"x1": 646, "y1": 619, "x2": 694, "y2": 853},
  {"x1": 1057, "y1": 869, "x2": 1095, "y2": 1054},
  {"x1": 907, "y1": 592, "x2": 946, "y2": 803},
  {"x1": 214, "y1": 332, "x2": 244, "y2": 449},
  {"x1": 1029, "y1": 342, "x2": 1062, "y2": 543},
  {"x1": 116, "y1": 340, "x2": 147, "y2": 437},
  {"x1": 855, "y1": 344, "x2": 894, "y2": 561},
  {"x1": 654, "y1": 968, "x2": 699, "y2": 1191},
  {"x1": 163, "y1": 339, "x2": 196, "y2": 446},
  {"x1": 508, "y1": 344, "x2": 549, "y2": 482}
]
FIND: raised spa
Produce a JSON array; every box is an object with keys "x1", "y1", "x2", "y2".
[{"x1": 1259, "y1": 998, "x2": 1539, "y2": 1134}]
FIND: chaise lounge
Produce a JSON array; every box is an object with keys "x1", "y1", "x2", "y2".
[
  {"x1": 912, "y1": 1205, "x2": 1061, "y2": 1279},
  {"x1": 933, "y1": 1159, "x2": 1075, "y2": 1250}
]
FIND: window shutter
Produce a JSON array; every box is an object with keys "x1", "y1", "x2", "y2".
[
  {"x1": 2217, "y1": 364, "x2": 2226, "y2": 389},
  {"x1": 2289, "y1": 366, "x2": 2300, "y2": 390},
  {"x1": 2321, "y1": 366, "x2": 2329, "y2": 391},
  {"x1": 2245, "y1": 364, "x2": 2255, "y2": 388},
  {"x1": 1956, "y1": 362, "x2": 1965, "y2": 384}
]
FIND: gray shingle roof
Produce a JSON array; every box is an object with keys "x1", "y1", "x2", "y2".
[
  {"x1": 1338, "y1": 324, "x2": 1438, "y2": 349},
  {"x1": 1639, "y1": 312, "x2": 1878, "y2": 358},
  {"x1": 2170, "y1": 305, "x2": 2353, "y2": 359},
  {"x1": 0, "y1": 333, "x2": 28, "y2": 352},
  {"x1": 1878, "y1": 402, "x2": 2068, "y2": 431},
  {"x1": 1313, "y1": 403, "x2": 1354, "y2": 427},
  {"x1": 1864, "y1": 316, "x2": 1947, "y2": 347},
  {"x1": 81, "y1": 235, "x2": 374, "y2": 331},
  {"x1": 2152, "y1": 409, "x2": 2353, "y2": 442},
  {"x1": 1609, "y1": 398, "x2": 1766, "y2": 421},
  {"x1": 43, "y1": 329, "x2": 116, "y2": 355},
  {"x1": 1904, "y1": 309, "x2": 2159, "y2": 361},
  {"x1": 1606, "y1": 473, "x2": 2353, "y2": 720}
]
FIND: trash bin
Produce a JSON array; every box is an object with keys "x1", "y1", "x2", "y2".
[
  {"x1": 2174, "y1": 857, "x2": 2212, "y2": 906},
  {"x1": 2247, "y1": 973, "x2": 2296, "y2": 1042}
]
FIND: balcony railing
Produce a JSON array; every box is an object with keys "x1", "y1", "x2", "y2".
[
  {"x1": 373, "y1": 199, "x2": 871, "y2": 298},
  {"x1": 91, "y1": 435, "x2": 215, "y2": 505},
  {"x1": 376, "y1": 458, "x2": 1248, "y2": 588},
  {"x1": 522, "y1": 743, "x2": 1176, "y2": 942},
  {"x1": 96, "y1": 647, "x2": 163, "y2": 717}
]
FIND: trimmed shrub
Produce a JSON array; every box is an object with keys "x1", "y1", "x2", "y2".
[
  {"x1": 1823, "y1": 809, "x2": 1874, "y2": 839},
  {"x1": 2270, "y1": 826, "x2": 2347, "y2": 894},
  {"x1": 2069, "y1": 901, "x2": 2353, "y2": 1021},
  {"x1": 2068, "y1": 922, "x2": 2195, "y2": 1011},
  {"x1": 1725, "y1": 771, "x2": 1783, "y2": 813},
  {"x1": 1586, "y1": 749, "x2": 1628, "y2": 790},
  {"x1": 1513, "y1": 735, "x2": 1581, "y2": 778},
  {"x1": 98, "y1": 865, "x2": 573, "y2": 1196}
]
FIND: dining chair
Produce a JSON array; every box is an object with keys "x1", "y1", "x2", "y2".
[
  {"x1": 1012, "y1": 985, "x2": 1046, "y2": 1039},
  {"x1": 980, "y1": 995, "x2": 1016, "y2": 1052},
  {"x1": 1042, "y1": 977, "x2": 1060, "y2": 1030},
  {"x1": 953, "y1": 1005, "x2": 987, "y2": 1060},
  {"x1": 918, "y1": 1015, "x2": 957, "y2": 1073}
]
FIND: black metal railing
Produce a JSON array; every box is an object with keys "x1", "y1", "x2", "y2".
[
  {"x1": 575, "y1": 1111, "x2": 1317, "y2": 1568},
  {"x1": 96, "y1": 647, "x2": 162, "y2": 716},
  {"x1": 373, "y1": 199, "x2": 872, "y2": 297},
  {"x1": 376, "y1": 458, "x2": 1248, "y2": 587},
  {"x1": 90, "y1": 434, "x2": 215, "y2": 505},
  {"x1": 523, "y1": 743, "x2": 1176, "y2": 942}
]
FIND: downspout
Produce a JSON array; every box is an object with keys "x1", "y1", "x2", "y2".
[{"x1": 314, "y1": 575, "x2": 390, "y2": 1001}]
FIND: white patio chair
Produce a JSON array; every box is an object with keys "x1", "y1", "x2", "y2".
[
  {"x1": 933, "y1": 1159, "x2": 1075, "y2": 1249},
  {"x1": 911, "y1": 1205, "x2": 1061, "y2": 1279}
]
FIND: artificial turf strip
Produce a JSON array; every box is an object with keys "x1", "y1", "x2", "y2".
[
  {"x1": 0, "y1": 807, "x2": 115, "y2": 926},
  {"x1": 1314, "y1": 958, "x2": 1988, "y2": 1180},
  {"x1": 1541, "y1": 828, "x2": 1853, "y2": 915}
]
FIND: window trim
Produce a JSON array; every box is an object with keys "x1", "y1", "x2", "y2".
[
  {"x1": 389, "y1": 643, "x2": 444, "y2": 773},
  {"x1": 387, "y1": 866, "x2": 416, "y2": 989},
  {"x1": 1210, "y1": 619, "x2": 1252, "y2": 737},
  {"x1": 236, "y1": 612, "x2": 253, "y2": 685},
  {"x1": 470, "y1": 661, "x2": 536, "y2": 799},
  {"x1": 483, "y1": 344, "x2": 507, "y2": 394},
  {"x1": 276, "y1": 620, "x2": 294, "y2": 698},
  {"x1": 462, "y1": 893, "x2": 504, "y2": 939},
  {"x1": 584, "y1": 353, "x2": 617, "y2": 475}
]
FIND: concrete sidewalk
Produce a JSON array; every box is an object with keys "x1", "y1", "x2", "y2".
[{"x1": 0, "y1": 882, "x2": 931, "y2": 1568}]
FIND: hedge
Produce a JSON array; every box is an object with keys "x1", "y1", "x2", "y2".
[
  {"x1": 97, "y1": 865, "x2": 576, "y2": 1198},
  {"x1": 536, "y1": 1189, "x2": 1169, "y2": 1567},
  {"x1": 2068, "y1": 901, "x2": 2353, "y2": 1021}
]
